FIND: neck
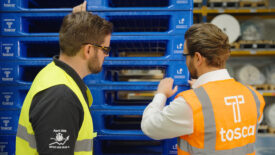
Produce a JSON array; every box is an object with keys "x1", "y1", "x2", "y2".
[
  {"x1": 59, "y1": 54, "x2": 89, "y2": 79},
  {"x1": 197, "y1": 66, "x2": 222, "y2": 77}
]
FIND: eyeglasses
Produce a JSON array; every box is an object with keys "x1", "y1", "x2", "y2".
[
  {"x1": 183, "y1": 53, "x2": 194, "y2": 57},
  {"x1": 83, "y1": 43, "x2": 111, "y2": 55}
]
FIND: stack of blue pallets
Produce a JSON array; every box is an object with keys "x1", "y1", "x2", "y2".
[{"x1": 0, "y1": 0, "x2": 193, "y2": 154}]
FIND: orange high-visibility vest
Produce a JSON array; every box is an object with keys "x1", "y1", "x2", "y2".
[{"x1": 176, "y1": 79, "x2": 265, "y2": 155}]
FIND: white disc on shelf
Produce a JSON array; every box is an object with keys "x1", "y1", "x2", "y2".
[
  {"x1": 265, "y1": 103, "x2": 275, "y2": 128},
  {"x1": 211, "y1": 14, "x2": 240, "y2": 44},
  {"x1": 236, "y1": 64, "x2": 265, "y2": 85},
  {"x1": 266, "y1": 65, "x2": 275, "y2": 85},
  {"x1": 267, "y1": 72, "x2": 275, "y2": 85}
]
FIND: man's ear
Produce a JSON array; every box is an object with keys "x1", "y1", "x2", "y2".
[
  {"x1": 194, "y1": 52, "x2": 203, "y2": 66},
  {"x1": 82, "y1": 44, "x2": 91, "y2": 59}
]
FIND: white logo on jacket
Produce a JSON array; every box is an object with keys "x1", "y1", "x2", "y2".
[
  {"x1": 224, "y1": 95, "x2": 244, "y2": 123},
  {"x1": 49, "y1": 129, "x2": 70, "y2": 149},
  {"x1": 220, "y1": 95, "x2": 255, "y2": 142}
]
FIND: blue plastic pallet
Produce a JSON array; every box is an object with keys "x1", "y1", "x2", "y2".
[
  {"x1": 0, "y1": 0, "x2": 192, "y2": 12},
  {"x1": 0, "y1": 36, "x2": 187, "y2": 61},
  {"x1": 0, "y1": 83, "x2": 189, "y2": 110},
  {"x1": 89, "y1": 84, "x2": 189, "y2": 110},
  {"x1": 0, "y1": 135, "x2": 16, "y2": 155},
  {"x1": 0, "y1": 0, "x2": 82, "y2": 12},
  {"x1": 0, "y1": 61, "x2": 49, "y2": 85},
  {"x1": 94, "y1": 135, "x2": 178, "y2": 155},
  {"x1": 0, "y1": 60, "x2": 189, "y2": 85},
  {"x1": 0, "y1": 11, "x2": 192, "y2": 36},
  {"x1": 0, "y1": 37, "x2": 60, "y2": 61},
  {"x1": 0, "y1": 85, "x2": 29, "y2": 109},
  {"x1": 0, "y1": 110, "x2": 20, "y2": 135},
  {"x1": 87, "y1": 0, "x2": 193, "y2": 11},
  {"x1": 91, "y1": 109, "x2": 144, "y2": 135},
  {"x1": 85, "y1": 60, "x2": 189, "y2": 85}
]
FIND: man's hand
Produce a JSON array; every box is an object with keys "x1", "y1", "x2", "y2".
[
  {"x1": 157, "y1": 78, "x2": 178, "y2": 98},
  {"x1": 188, "y1": 79, "x2": 197, "y2": 87},
  {"x1": 73, "y1": 1, "x2": 87, "y2": 13}
]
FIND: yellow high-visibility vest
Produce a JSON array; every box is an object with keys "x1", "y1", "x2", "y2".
[{"x1": 16, "y1": 62, "x2": 96, "y2": 155}]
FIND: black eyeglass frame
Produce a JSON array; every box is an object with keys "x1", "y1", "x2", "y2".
[
  {"x1": 183, "y1": 51, "x2": 205, "y2": 57},
  {"x1": 182, "y1": 53, "x2": 194, "y2": 57},
  {"x1": 83, "y1": 43, "x2": 111, "y2": 55}
]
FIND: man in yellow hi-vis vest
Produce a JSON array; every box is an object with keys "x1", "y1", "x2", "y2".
[
  {"x1": 141, "y1": 23, "x2": 265, "y2": 155},
  {"x1": 16, "y1": 12, "x2": 113, "y2": 154}
]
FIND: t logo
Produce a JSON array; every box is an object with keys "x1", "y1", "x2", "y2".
[{"x1": 224, "y1": 95, "x2": 244, "y2": 123}]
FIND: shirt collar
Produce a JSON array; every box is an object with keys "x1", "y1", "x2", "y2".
[{"x1": 192, "y1": 69, "x2": 232, "y2": 89}]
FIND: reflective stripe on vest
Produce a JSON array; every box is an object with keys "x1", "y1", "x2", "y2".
[
  {"x1": 16, "y1": 124, "x2": 36, "y2": 149},
  {"x1": 246, "y1": 87, "x2": 260, "y2": 121},
  {"x1": 178, "y1": 86, "x2": 260, "y2": 154},
  {"x1": 17, "y1": 124, "x2": 94, "y2": 152},
  {"x1": 74, "y1": 139, "x2": 93, "y2": 152},
  {"x1": 178, "y1": 138, "x2": 254, "y2": 155},
  {"x1": 246, "y1": 86, "x2": 261, "y2": 137}
]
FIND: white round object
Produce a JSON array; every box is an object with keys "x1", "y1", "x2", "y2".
[
  {"x1": 267, "y1": 68, "x2": 275, "y2": 85},
  {"x1": 211, "y1": 14, "x2": 241, "y2": 44},
  {"x1": 265, "y1": 103, "x2": 275, "y2": 128},
  {"x1": 241, "y1": 23, "x2": 261, "y2": 40},
  {"x1": 268, "y1": 72, "x2": 275, "y2": 85},
  {"x1": 236, "y1": 64, "x2": 265, "y2": 85}
]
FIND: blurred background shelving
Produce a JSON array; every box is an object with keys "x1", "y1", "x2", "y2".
[{"x1": 193, "y1": 1, "x2": 275, "y2": 154}]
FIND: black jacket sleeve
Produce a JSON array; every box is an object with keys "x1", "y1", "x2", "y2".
[{"x1": 29, "y1": 85, "x2": 84, "y2": 155}]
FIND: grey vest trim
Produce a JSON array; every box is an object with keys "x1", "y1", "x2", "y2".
[
  {"x1": 16, "y1": 124, "x2": 37, "y2": 149},
  {"x1": 246, "y1": 86, "x2": 260, "y2": 120},
  {"x1": 74, "y1": 139, "x2": 93, "y2": 152},
  {"x1": 178, "y1": 138, "x2": 255, "y2": 154},
  {"x1": 194, "y1": 87, "x2": 216, "y2": 152}
]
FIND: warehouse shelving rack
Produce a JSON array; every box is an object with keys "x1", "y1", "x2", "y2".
[{"x1": 192, "y1": 1, "x2": 275, "y2": 154}]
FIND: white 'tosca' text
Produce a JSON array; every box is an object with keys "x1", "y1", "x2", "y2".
[{"x1": 220, "y1": 125, "x2": 255, "y2": 142}]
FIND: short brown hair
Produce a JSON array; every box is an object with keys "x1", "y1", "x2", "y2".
[
  {"x1": 184, "y1": 23, "x2": 230, "y2": 68},
  {"x1": 59, "y1": 12, "x2": 113, "y2": 56}
]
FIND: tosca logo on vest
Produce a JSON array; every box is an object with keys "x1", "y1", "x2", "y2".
[
  {"x1": 220, "y1": 125, "x2": 255, "y2": 142},
  {"x1": 224, "y1": 95, "x2": 244, "y2": 123},
  {"x1": 220, "y1": 95, "x2": 255, "y2": 142}
]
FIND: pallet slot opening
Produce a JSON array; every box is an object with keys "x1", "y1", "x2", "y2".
[
  {"x1": 107, "y1": 15, "x2": 170, "y2": 32},
  {"x1": 22, "y1": 16, "x2": 63, "y2": 33},
  {"x1": 23, "y1": 0, "x2": 82, "y2": 8},
  {"x1": 110, "y1": 40, "x2": 167, "y2": 57},
  {"x1": 104, "y1": 67, "x2": 166, "y2": 82},
  {"x1": 20, "y1": 66, "x2": 44, "y2": 82},
  {"x1": 108, "y1": 0, "x2": 169, "y2": 7},
  {"x1": 101, "y1": 140, "x2": 162, "y2": 154},
  {"x1": 21, "y1": 41, "x2": 59, "y2": 58},
  {"x1": 19, "y1": 90, "x2": 28, "y2": 104},
  {"x1": 104, "y1": 115, "x2": 142, "y2": 130},
  {"x1": 105, "y1": 91, "x2": 155, "y2": 106}
]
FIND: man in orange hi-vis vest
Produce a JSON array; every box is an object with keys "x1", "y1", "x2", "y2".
[{"x1": 141, "y1": 23, "x2": 265, "y2": 155}]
